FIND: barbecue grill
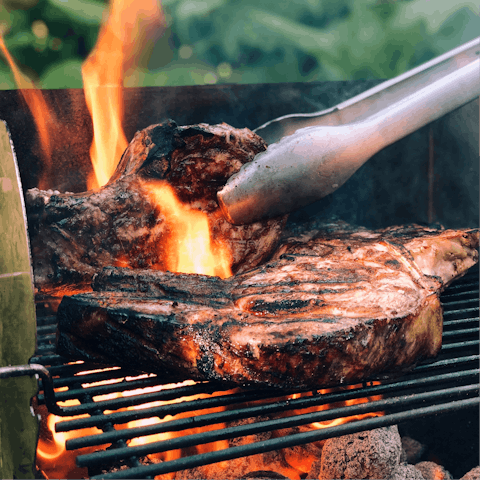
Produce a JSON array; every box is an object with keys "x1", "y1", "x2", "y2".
[
  {"x1": 0, "y1": 80, "x2": 478, "y2": 478},
  {"x1": 24, "y1": 263, "x2": 478, "y2": 478}
]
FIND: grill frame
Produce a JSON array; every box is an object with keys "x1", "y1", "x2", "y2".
[{"x1": 32, "y1": 265, "x2": 479, "y2": 479}]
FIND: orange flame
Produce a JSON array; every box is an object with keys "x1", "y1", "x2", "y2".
[
  {"x1": 36, "y1": 373, "x2": 232, "y2": 479},
  {"x1": 82, "y1": 0, "x2": 165, "y2": 189},
  {"x1": 36, "y1": 400, "x2": 108, "y2": 479},
  {"x1": 36, "y1": 371, "x2": 384, "y2": 478},
  {"x1": 146, "y1": 181, "x2": 233, "y2": 278},
  {"x1": 0, "y1": 35, "x2": 56, "y2": 188}
]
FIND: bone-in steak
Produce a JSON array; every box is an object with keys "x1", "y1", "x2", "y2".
[
  {"x1": 56, "y1": 222, "x2": 479, "y2": 389},
  {"x1": 26, "y1": 121, "x2": 286, "y2": 293}
]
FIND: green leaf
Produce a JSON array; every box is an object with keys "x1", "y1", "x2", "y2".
[
  {"x1": 390, "y1": 0, "x2": 479, "y2": 35},
  {"x1": 4, "y1": 31, "x2": 36, "y2": 50},
  {"x1": 432, "y1": 7, "x2": 480, "y2": 54},
  {"x1": 40, "y1": 58, "x2": 83, "y2": 88},
  {"x1": 175, "y1": 0, "x2": 228, "y2": 21},
  {"x1": 45, "y1": 0, "x2": 105, "y2": 26},
  {"x1": 240, "y1": 8, "x2": 339, "y2": 56},
  {"x1": 0, "y1": 71, "x2": 15, "y2": 90},
  {"x1": 128, "y1": 61, "x2": 219, "y2": 87}
]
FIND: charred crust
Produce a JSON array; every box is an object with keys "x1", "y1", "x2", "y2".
[
  {"x1": 385, "y1": 259, "x2": 401, "y2": 267},
  {"x1": 138, "y1": 121, "x2": 179, "y2": 179},
  {"x1": 246, "y1": 298, "x2": 325, "y2": 315},
  {"x1": 178, "y1": 125, "x2": 216, "y2": 140},
  {"x1": 197, "y1": 354, "x2": 214, "y2": 375}
]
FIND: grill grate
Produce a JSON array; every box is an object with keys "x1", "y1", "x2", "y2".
[{"x1": 32, "y1": 265, "x2": 479, "y2": 479}]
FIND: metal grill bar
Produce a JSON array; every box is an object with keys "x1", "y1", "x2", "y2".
[
  {"x1": 442, "y1": 286, "x2": 478, "y2": 295},
  {"x1": 32, "y1": 264, "x2": 479, "y2": 478},
  {"x1": 442, "y1": 278, "x2": 478, "y2": 291},
  {"x1": 443, "y1": 317, "x2": 478, "y2": 327},
  {"x1": 443, "y1": 307, "x2": 479, "y2": 319},
  {"x1": 78, "y1": 383, "x2": 478, "y2": 468},
  {"x1": 54, "y1": 352, "x2": 478, "y2": 432},
  {"x1": 440, "y1": 340, "x2": 478, "y2": 350},
  {"x1": 90, "y1": 398, "x2": 480, "y2": 480},
  {"x1": 66, "y1": 368, "x2": 479, "y2": 450},
  {"x1": 442, "y1": 299, "x2": 479, "y2": 309},
  {"x1": 38, "y1": 375, "x2": 185, "y2": 403},
  {"x1": 442, "y1": 327, "x2": 479, "y2": 338}
]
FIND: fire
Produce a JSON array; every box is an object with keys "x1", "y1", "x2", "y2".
[
  {"x1": 2, "y1": 0, "x2": 231, "y2": 279},
  {"x1": 36, "y1": 399, "x2": 108, "y2": 479},
  {"x1": 0, "y1": 35, "x2": 56, "y2": 189},
  {"x1": 36, "y1": 368, "x2": 384, "y2": 479},
  {"x1": 36, "y1": 372, "x2": 233, "y2": 479},
  {"x1": 145, "y1": 181, "x2": 233, "y2": 278},
  {"x1": 1, "y1": 0, "x2": 164, "y2": 191},
  {"x1": 309, "y1": 383, "x2": 383, "y2": 429},
  {"x1": 82, "y1": 0, "x2": 165, "y2": 189}
]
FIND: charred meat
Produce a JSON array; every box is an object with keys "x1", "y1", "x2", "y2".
[
  {"x1": 26, "y1": 121, "x2": 286, "y2": 292},
  {"x1": 56, "y1": 221, "x2": 479, "y2": 389}
]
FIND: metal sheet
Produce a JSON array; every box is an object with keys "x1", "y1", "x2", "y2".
[{"x1": 0, "y1": 120, "x2": 38, "y2": 479}]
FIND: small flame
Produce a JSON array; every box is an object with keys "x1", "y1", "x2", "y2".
[
  {"x1": 82, "y1": 0, "x2": 165, "y2": 189},
  {"x1": 307, "y1": 383, "x2": 383, "y2": 430},
  {"x1": 36, "y1": 399, "x2": 107, "y2": 479},
  {"x1": 277, "y1": 383, "x2": 384, "y2": 475},
  {"x1": 0, "y1": 35, "x2": 56, "y2": 189},
  {"x1": 146, "y1": 181, "x2": 232, "y2": 278},
  {"x1": 36, "y1": 375, "x2": 232, "y2": 479}
]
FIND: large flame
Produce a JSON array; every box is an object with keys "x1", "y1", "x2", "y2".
[
  {"x1": 146, "y1": 181, "x2": 232, "y2": 278},
  {"x1": 82, "y1": 0, "x2": 165, "y2": 189},
  {"x1": 0, "y1": 35, "x2": 56, "y2": 188}
]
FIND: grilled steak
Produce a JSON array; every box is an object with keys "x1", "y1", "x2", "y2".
[
  {"x1": 56, "y1": 222, "x2": 479, "y2": 388},
  {"x1": 26, "y1": 121, "x2": 286, "y2": 293}
]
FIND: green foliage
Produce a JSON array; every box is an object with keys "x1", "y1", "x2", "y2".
[
  {"x1": 40, "y1": 58, "x2": 83, "y2": 88},
  {"x1": 0, "y1": 0, "x2": 478, "y2": 89}
]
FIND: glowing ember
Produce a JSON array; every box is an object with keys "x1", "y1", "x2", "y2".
[
  {"x1": 82, "y1": 0, "x2": 165, "y2": 189},
  {"x1": 0, "y1": 35, "x2": 56, "y2": 189},
  {"x1": 145, "y1": 181, "x2": 233, "y2": 278}
]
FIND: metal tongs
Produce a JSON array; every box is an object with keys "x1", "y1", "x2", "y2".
[{"x1": 218, "y1": 37, "x2": 480, "y2": 225}]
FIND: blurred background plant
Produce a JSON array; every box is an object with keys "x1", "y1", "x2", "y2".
[{"x1": 0, "y1": 0, "x2": 478, "y2": 89}]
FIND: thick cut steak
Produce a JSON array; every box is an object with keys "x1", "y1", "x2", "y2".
[
  {"x1": 56, "y1": 222, "x2": 479, "y2": 388},
  {"x1": 26, "y1": 121, "x2": 286, "y2": 293}
]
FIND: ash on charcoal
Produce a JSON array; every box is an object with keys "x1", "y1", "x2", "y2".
[
  {"x1": 414, "y1": 461, "x2": 453, "y2": 480},
  {"x1": 401, "y1": 436, "x2": 426, "y2": 464},
  {"x1": 308, "y1": 459, "x2": 323, "y2": 480},
  {"x1": 389, "y1": 464, "x2": 425, "y2": 480},
  {"x1": 460, "y1": 466, "x2": 480, "y2": 480},
  {"x1": 318, "y1": 425, "x2": 402, "y2": 479}
]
